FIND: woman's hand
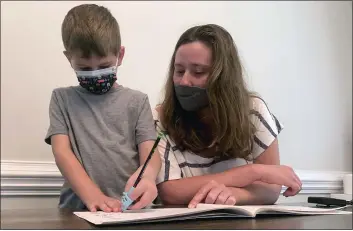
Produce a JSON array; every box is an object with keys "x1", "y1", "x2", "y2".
[
  {"x1": 258, "y1": 164, "x2": 302, "y2": 196},
  {"x1": 188, "y1": 180, "x2": 236, "y2": 208}
]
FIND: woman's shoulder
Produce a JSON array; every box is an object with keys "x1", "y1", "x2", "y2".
[
  {"x1": 249, "y1": 95, "x2": 284, "y2": 134},
  {"x1": 250, "y1": 95, "x2": 271, "y2": 113}
]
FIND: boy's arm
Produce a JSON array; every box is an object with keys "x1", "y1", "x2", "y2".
[
  {"x1": 51, "y1": 135, "x2": 121, "y2": 212},
  {"x1": 134, "y1": 94, "x2": 161, "y2": 180},
  {"x1": 123, "y1": 95, "x2": 161, "y2": 210},
  {"x1": 51, "y1": 135, "x2": 103, "y2": 202},
  {"x1": 137, "y1": 140, "x2": 162, "y2": 180},
  {"x1": 46, "y1": 90, "x2": 120, "y2": 212},
  {"x1": 124, "y1": 140, "x2": 161, "y2": 210}
]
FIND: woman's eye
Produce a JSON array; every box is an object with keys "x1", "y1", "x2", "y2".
[
  {"x1": 98, "y1": 66, "x2": 110, "y2": 69},
  {"x1": 193, "y1": 71, "x2": 205, "y2": 76}
]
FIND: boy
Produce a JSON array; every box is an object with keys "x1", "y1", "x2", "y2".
[{"x1": 44, "y1": 4, "x2": 161, "y2": 212}]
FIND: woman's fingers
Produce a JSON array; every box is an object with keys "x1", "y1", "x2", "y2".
[
  {"x1": 189, "y1": 181, "x2": 237, "y2": 208},
  {"x1": 205, "y1": 184, "x2": 225, "y2": 204},
  {"x1": 283, "y1": 181, "x2": 301, "y2": 197},
  {"x1": 214, "y1": 188, "x2": 233, "y2": 205},
  {"x1": 188, "y1": 181, "x2": 218, "y2": 208},
  {"x1": 225, "y1": 196, "x2": 236, "y2": 205}
]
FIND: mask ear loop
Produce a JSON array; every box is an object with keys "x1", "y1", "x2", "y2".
[{"x1": 113, "y1": 54, "x2": 120, "y2": 71}]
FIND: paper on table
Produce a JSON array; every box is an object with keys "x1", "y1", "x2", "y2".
[
  {"x1": 74, "y1": 207, "x2": 219, "y2": 225},
  {"x1": 74, "y1": 204, "x2": 352, "y2": 225}
]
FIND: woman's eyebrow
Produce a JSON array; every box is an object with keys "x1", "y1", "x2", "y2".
[
  {"x1": 174, "y1": 63, "x2": 210, "y2": 68},
  {"x1": 191, "y1": 63, "x2": 209, "y2": 68}
]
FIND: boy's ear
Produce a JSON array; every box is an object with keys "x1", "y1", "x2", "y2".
[{"x1": 117, "y1": 46, "x2": 125, "y2": 66}]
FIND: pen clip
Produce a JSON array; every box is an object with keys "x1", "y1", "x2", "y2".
[{"x1": 121, "y1": 187, "x2": 135, "y2": 212}]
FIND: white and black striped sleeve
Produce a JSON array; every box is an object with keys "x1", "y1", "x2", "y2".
[
  {"x1": 250, "y1": 97, "x2": 284, "y2": 159},
  {"x1": 152, "y1": 108, "x2": 183, "y2": 184},
  {"x1": 156, "y1": 135, "x2": 183, "y2": 184}
]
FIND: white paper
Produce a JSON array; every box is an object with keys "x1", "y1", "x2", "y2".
[{"x1": 74, "y1": 204, "x2": 352, "y2": 225}]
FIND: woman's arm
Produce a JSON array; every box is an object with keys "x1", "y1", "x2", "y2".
[
  {"x1": 228, "y1": 182, "x2": 281, "y2": 205},
  {"x1": 159, "y1": 139, "x2": 299, "y2": 205},
  {"x1": 157, "y1": 163, "x2": 260, "y2": 205},
  {"x1": 158, "y1": 140, "x2": 278, "y2": 205},
  {"x1": 228, "y1": 139, "x2": 282, "y2": 205}
]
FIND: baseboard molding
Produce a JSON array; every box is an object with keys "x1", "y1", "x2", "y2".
[
  {"x1": 1, "y1": 160, "x2": 63, "y2": 196},
  {"x1": 0, "y1": 160, "x2": 348, "y2": 196}
]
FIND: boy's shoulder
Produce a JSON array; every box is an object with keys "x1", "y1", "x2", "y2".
[
  {"x1": 118, "y1": 86, "x2": 150, "y2": 110},
  {"x1": 51, "y1": 85, "x2": 147, "y2": 99},
  {"x1": 50, "y1": 85, "x2": 150, "y2": 111},
  {"x1": 120, "y1": 86, "x2": 148, "y2": 99},
  {"x1": 51, "y1": 86, "x2": 80, "y2": 96}
]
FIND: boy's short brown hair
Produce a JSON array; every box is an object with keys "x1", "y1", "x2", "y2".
[{"x1": 62, "y1": 4, "x2": 121, "y2": 58}]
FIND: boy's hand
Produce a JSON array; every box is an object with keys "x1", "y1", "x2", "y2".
[
  {"x1": 84, "y1": 194, "x2": 122, "y2": 213},
  {"x1": 124, "y1": 171, "x2": 158, "y2": 210}
]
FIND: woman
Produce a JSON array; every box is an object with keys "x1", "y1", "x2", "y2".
[{"x1": 154, "y1": 24, "x2": 302, "y2": 208}]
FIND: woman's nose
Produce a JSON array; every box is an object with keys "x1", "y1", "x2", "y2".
[{"x1": 179, "y1": 72, "x2": 192, "y2": 86}]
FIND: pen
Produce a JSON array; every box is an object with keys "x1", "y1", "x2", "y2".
[
  {"x1": 133, "y1": 133, "x2": 163, "y2": 187},
  {"x1": 308, "y1": 196, "x2": 352, "y2": 207},
  {"x1": 121, "y1": 132, "x2": 164, "y2": 211}
]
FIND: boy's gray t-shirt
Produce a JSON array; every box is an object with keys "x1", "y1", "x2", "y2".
[{"x1": 44, "y1": 85, "x2": 157, "y2": 209}]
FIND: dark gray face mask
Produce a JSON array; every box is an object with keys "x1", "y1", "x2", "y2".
[{"x1": 174, "y1": 85, "x2": 209, "y2": 111}]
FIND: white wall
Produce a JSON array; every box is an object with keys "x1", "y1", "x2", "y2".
[{"x1": 1, "y1": 1, "x2": 352, "y2": 172}]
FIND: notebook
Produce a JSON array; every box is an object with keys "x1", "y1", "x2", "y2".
[{"x1": 74, "y1": 203, "x2": 352, "y2": 225}]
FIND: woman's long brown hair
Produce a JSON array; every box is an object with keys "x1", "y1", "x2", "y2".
[{"x1": 160, "y1": 24, "x2": 256, "y2": 160}]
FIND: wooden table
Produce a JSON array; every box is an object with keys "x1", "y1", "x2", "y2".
[{"x1": 1, "y1": 206, "x2": 352, "y2": 229}]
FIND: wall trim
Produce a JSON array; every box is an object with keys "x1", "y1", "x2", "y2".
[
  {"x1": 1, "y1": 160, "x2": 63, "y2": 196},
  {"x1": 1, "y1": 160, "x2": 349, "y2": 196}
]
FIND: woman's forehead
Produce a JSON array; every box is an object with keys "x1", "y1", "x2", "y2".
[{"x1": 175, "y1": 42, "x2": 212, "y2": 66}]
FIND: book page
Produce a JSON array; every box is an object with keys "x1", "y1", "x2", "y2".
[
  {"x1": 195, "y1": 203, "x2": 352, "y2": 216},
  {"x1": 255, "y1": 205, "x2": 352, "y2": 215},
  {"x1": 74, "y1": 204, "x2": 352, "y2": 225},
  {"x1": 196, "y1": 204, "x2": 258, "y2": 216},
  {"x1": 74, "y1": 206, "x2": 232, "y2": 225}
]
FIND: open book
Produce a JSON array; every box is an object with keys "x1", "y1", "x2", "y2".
[{"x1": 74, "y1": 203, "x2": 352, "y2": 226}]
